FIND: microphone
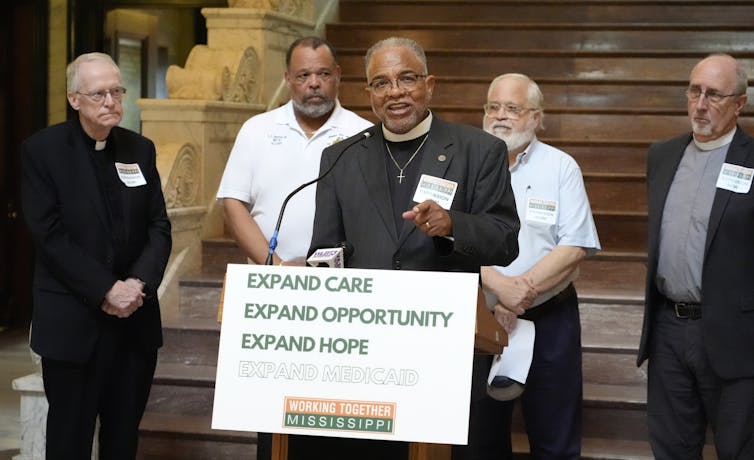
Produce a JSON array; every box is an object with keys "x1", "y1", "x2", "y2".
[
  {"x1": 307, "y1": 241, "x2": 354, "y2": 268},
  {"x1": 265, "y1": 130, "x2": 372, "y2": 265}
]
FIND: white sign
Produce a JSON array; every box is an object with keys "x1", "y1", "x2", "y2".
[{"x1": 212, "y1": 264, "x2": 479, "y2": 445}]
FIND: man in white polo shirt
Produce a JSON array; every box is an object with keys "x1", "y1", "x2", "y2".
[
  {"x1": 217, "y1": 36, "x2": 372, "y2": 266},
  {"x1": 472, "y1": 73, "x2": 600, "y2": 460},
  {"x1": 217, "y1": 37, "x2": 371, "y2": 460}
]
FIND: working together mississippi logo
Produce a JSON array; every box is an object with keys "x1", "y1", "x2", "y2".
[{"x1": 283, "y1": 397, "x2": 396, "y2": 434}]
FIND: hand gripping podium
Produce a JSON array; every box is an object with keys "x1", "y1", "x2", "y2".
[{"x1": 268, "y1": 286, "x2": 506, "y2": 460}]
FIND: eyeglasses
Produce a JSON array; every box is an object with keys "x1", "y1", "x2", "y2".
[
  {"x1": 366, "y1": 73, "x2": 427, "y2": 96},
  {"x1": 483, "y1": 102, "x2": 537, "y2": 119},
  {"x1": 76, "y1": 86, "x2": 127, "y2": 102},
  {"x1": 686, "y1": 86, "x2": 742, "y2": 104},
  {"x1": 292, "y1": 70, "x2": 334, "y2": 85}
]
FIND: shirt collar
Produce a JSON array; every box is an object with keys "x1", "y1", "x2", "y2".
[
  {"x1": 511, "y1": 137, "x2": 538, "y2": 170},
  {"x1": 277, "y1": 99, "x2": 344, "y2": 135},
  {"x1": 693, "y1": 127, "x2": 736, "y2": 151}
]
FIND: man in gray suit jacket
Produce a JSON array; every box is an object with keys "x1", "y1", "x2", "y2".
[
  {"x1": 22, "y1": 52, "x2": 171, "y2": 459},
  {"x1": 307, "y1": 37, "x2": 519, "y2": 460},
  {"x1": 638, "y1": 53, "x2": 754, "y2": 459}
]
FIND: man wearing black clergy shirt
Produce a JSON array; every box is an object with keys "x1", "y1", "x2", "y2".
[
  {"x1": 21, "y1": 52, "x2": 171, "y2": 459},
  {"x1": 305, "y1": 36, "x2": 519, "y2": 460}
]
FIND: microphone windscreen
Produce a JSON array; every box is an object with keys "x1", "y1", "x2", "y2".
[{"x1": 307, "y1": 247, "x2": 345, "y2": 268}]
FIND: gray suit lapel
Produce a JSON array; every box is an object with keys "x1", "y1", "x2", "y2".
[
  {"x1": 705, "y1": 128, "x2": 753, "y2": 255},
  {"x1": 358, "y1": 130, "x2": 399, "y2": 243}
]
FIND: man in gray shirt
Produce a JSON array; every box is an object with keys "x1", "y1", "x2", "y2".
[{"x1": 638, "y1": 53, "x2": 754, "y2": 459}]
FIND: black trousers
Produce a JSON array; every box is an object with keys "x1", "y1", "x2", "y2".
[
  {"x1": 41, "y1": 322, "x2": 157, "y2": 460},
  {"x1": 456, "y1": 285, "x2": 582, "y2": 460},
  {"x1": 647, "y1": 305, "x2": 754, "y2": 460}
]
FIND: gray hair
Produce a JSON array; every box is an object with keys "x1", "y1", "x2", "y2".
[
  {"x1": 364, "y1": 37, "x2": 428, "y2": 76},
  {"x1": 66, "y1": 52, "x2": 120, "y2": 93}
]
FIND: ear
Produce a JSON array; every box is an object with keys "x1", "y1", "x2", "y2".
[
  {"x1": 424, "y1": 74, "x2": 436, "y2": 99},
  {"x1": 333, "y1": 64, "x2": 342, "y2": 84},
  {"x1": 67, "y1": 92, "x2": 80, "y2": 111},
  {"x1": 734, "y1": 94, "x2": 748, "y2": 115},
  {"x1": 284, "y1": 70, "x2": 293, "y2": 91}
]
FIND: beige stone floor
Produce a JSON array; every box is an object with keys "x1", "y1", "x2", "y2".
[{"x1": 0, "y1": 327, "x2": 36, "y2": 460}]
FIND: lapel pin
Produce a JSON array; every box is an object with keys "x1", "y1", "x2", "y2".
[{"x1": 438, "y1": 154, "x2": 447, "y2": 162}]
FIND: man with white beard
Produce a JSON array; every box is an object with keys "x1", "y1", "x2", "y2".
[{"x1": 474, "y1": 73, "x2": 600, "y2": 459}]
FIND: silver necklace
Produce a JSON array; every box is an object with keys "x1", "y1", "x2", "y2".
[{"x1": 385, "y1": 134, "x2": 429, "y2": 184}]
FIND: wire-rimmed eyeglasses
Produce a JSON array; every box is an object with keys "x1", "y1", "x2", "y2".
[
  {"x1": 685, "y1": 85, "x2": 742, "y2": 104},
  {"x1": 366, "y1": 74, "x2": 427, "y2": 96},
  {"x1": 76, "y1": 86, "x2": 127, "y2": 102},
  {"x1": 483, "y1": 102, "x2": 537, "y2": 119}
]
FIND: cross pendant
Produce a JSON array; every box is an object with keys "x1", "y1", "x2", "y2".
[{"x1": 397, "y1": 170, "x2": 405, "y2": 184}]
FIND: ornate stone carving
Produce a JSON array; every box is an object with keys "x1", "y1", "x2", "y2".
[
  {"x1": 228, "y1": 0, "x2": 311, "y2": 17},
  {"x1": 223, "y1": 47, "x2": 260, "y2": 103},
  {"x1": 166, "y1": 46, "x2": 259, "y2": 103},
  {"x1": 164, "y1": 143, "x2": 200, "y2": 208}
]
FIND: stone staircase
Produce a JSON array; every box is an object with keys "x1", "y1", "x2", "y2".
[{"x1": 135, "y1": 1, "x2": 754, "y2": 458}]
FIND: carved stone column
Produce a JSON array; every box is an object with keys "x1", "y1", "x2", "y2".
[
  {"x1": 142, "y1": 2, "x2": 317, "y2": 316},
  {"x1": 200, "y1": 5, "x2": 315, "y2": 104},
  {"x1": 137, "y1": 99, "x2": 264, "y2": 318}
]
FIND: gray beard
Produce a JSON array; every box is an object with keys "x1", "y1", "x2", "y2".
[
  {"x1": 501, "y1": 130, "x2": 535, "y2": 153},
  {"x1": 293, "y1": 98, "x2": 335, "y2": 119}
]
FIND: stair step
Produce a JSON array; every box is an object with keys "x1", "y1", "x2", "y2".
[
  {"x1": 338, "y1": 49, "x2": 754, "y2": 81},
  {"x1": 577, "y1": 257, "x2": 646, "y2": 302},
  {"x1": 584, "y1": 352, "x2": 646, "y2": 386},
  {"x1": 201, "y1": 237, "x2": 247, "y2": 277},
  {"x1": 584, "y1": 173, "x2": 646, "y2": 214},
  {"x1": 138, "y1": 413, "x2": 257, "y2": 460},
  {"x1": 591, "y1": 213, "x2": 647, "y2": 254},
  {"x1": 339, "y1": 0, "x2": 754, "y2": 25},
  {"x1": 512, "y1": 432, "x2": 655, "y2": 460},
  {"x1": 161, "y1": 318, "x2": 220, "y2": 366},
  {"x1": 328, "y1": 23, "x2": 754, "y2": 52},
  {"x1": 340, "y1": 77, "x2": 754, "y2": 113},
  {"x1": 581, "y1": 302, "x2": 643, "y2": 351},
  {"x1": 347, "y1": 109, "x2": 754, "y2": 143}
]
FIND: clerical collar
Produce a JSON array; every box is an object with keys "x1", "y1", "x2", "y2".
[
  {"x1": 76, "y1": 119, "x2": 109, "y2": 151},
  {"x1": 693, "y1": 127, "x2": 736, "y2": 151},
  {"x1": 383, "y1": 112, "x2": 433, "y2": 142}
]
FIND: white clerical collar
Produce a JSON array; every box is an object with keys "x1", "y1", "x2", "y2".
[
  {"x1": 383, "y1": 112, "x2": 433, "y2": 142},
  {"x1": 693, "y1": 127, "x2": 736, "y2": 151},
  {"x1": 95, "y1": 140, "x2": 107, "y2": 151}
]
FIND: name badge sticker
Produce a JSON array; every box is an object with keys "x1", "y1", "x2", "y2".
[
  {"x1": 114, "y1": 162, "x2": 147, "y2": 187},
  {"x1": 412, "y1": 174, "x2": 458, "y2": 210},
  {"x1": 716, "y1": 162, "x2": 754, "y2": 194},
  {"x1": 526, "y1": 197, "x2": 558, "y2": 225}
]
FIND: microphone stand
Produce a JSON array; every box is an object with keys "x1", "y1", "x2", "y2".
[{"x1": 265, "y1": 130, "x2": 372, "y2": 265}]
